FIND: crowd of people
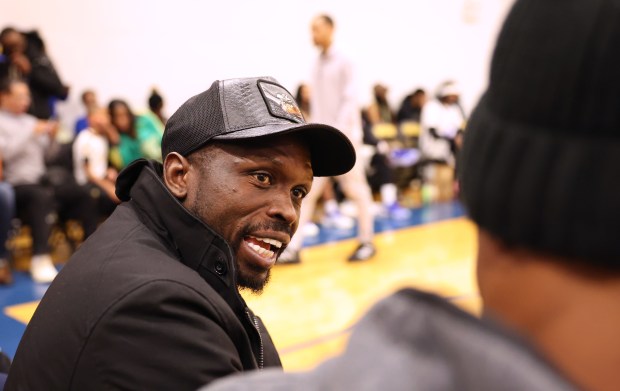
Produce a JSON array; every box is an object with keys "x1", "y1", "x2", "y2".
[
  {"x1": 0, "y1": 26, "x2": 170, "y2": 284},
  {"x1": 1, "y1": 0, "x2": 619, "y2": 390}
]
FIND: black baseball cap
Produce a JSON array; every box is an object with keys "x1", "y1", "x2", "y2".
[{"x1": 161, "y1": 76, "x2": 356, "y2": 177}]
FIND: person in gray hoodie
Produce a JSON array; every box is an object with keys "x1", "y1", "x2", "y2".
[{"x1": 205, "y1": 0, "x2": 620, "y2": 390}]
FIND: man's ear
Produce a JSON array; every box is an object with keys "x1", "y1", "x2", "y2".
[{"x1": 163, "y1": 152, "x2": 191, "y2": 200}]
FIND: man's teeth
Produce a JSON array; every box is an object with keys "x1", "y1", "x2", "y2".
[
  {"x1": 249, "y1": 236, "x2": 283, "y2": 249},
  {"x1": 247, "y1": 242, "x2": 275, "y2": 258}
]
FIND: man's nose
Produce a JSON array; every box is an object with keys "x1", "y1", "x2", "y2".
[{"x1": 267, "y1": 190, "x2": 298, "y2": 226}]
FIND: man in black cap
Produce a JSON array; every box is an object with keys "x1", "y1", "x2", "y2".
[
  {"x1": 5, "y1": 76, "x2": 355, "y2": 390},
  {"x1": 205, "y1": 0, "x2": 620, "y2": 390}
]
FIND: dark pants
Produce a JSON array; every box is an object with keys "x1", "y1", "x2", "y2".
[
  {"x1": 0, "y1": 182, "x2": 14, "y2": 259},
  {"x1": 14, "y1": 182, "x2": 98, "y2": 255},
  {"x1": 367, "y1": 153, "x2": 395, "y2": 193},
  {"x1": 85, "y1": 183, "x2": 117, "y2": 219}
]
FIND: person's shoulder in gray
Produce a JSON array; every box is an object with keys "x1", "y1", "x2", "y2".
[
  {"x1": 206, "y1": 289, "x2": 576, "y2": 391},
  {"x1": 206, "y1": 0, "x2": 620, "y2": 390},
  {"x1": 4, "y1": 76, "x2": 356, "y2": 390}
]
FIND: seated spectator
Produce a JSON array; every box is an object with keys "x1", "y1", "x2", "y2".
[
  {"x1": 366, "y1": 84, "x2": 395, "y2": 125},
  {"x1": 205, "y1": 1, "x2": 620, "y2": 390},
  {"x1": 73, "y1": 108, "x2": 119, "y2": 218},
  {"x1": 146, "y1": 88, "x2": 166, "y2": 134},
  {"x1": 0, "y1": 27, "x2": 69, "y2": 119},
  {"x1": 108, "y1": 99, "x2": 162, "y2": 170},
  {"x1": 396, "y1": 88, "x2": 426, "y2": 124},
  {"x1": 418, "y1": 81, "x2": 465, "y2": 201},
  {"x1": 419, "y1": 80, "x2": 465, "y2": 167},
  {"x1": 363, "y1": 85, "x2": 410, "y2": 219},
  {"x1": 0, "y1": 155, "x2": 14, "y2": 285},
  {"x1": 73, "y1": 89, "x2": 98, "y2": 135},
  {"x1": 0, "y1": 79, "x2": 97, "y2": 283}
]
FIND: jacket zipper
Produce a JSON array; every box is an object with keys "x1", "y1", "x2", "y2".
[{"x1": 246, "y1": 310, "x2": 264, "y2": 369}]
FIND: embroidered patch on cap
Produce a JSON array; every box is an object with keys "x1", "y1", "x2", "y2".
[{"x1": 258, "y1": 80, "x2": 305, "y2": 123}]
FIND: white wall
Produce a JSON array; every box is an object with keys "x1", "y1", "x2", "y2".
[{"x1": 1, "y1": 0, "x2": 514, "y2": 132}]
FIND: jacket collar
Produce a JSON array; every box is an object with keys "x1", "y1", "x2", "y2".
[{"x1": 115, "y1": 159, "x2": 249, "y2": 317}]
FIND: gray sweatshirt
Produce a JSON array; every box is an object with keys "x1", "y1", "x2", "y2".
[
  {"x1": 204, "y1": 289, "x2": 577, "y2": 391},
  {"x1": 0, "y1": 110, "x2": 48, "y2": 185}
]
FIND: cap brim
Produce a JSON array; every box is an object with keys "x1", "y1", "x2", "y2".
[{"x1": 213, "y1": 122, "x2": 356, "y2": 177}]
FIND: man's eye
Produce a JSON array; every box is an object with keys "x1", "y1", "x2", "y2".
[
  {"x1": 292, "y1": 188, "x2": 307, "y2": 200},
  {"x1": 254, "y1": 173, "x2": 271, "y2": 185}
]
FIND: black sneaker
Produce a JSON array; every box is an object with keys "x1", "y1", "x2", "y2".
[
  {"x1": 277, "y1": 248, "x2": 301, "y2": 264},
  {"x1": 348, "y1": 242, "x2": 376, "y2": 262}
]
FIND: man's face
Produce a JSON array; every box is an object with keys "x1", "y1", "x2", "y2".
[
  {"x1": 443, "y1": 94, "x2": 459, "y2": 105},
  {"x1": 88, "y1": 109, "x2": 110, "y2": 135},
  {"x1": 0, "y1": 82, "x2": 31, "y2": 114},
  {"x1": 183, "y1": 134, "x2": 313, "y2": 293},
  {"x1": 1, "y1": 31, "x2": 26, "y2": 55},
  {"x1": 82, "y1": 91, "x2": 98, "y2": 111},
  {"x1": 111, "y1": 104, "x2": 131, "y2": 133},
  {"x1": 311, "y1": 17, "x2": 333, "y2": 48}
]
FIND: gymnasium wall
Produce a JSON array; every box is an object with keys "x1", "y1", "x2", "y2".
[{"x1": 1, "y1": 0, "x2": 514, "y2": 131}]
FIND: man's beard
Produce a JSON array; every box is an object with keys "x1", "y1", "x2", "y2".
[
  {"x1": 232, "y1": 220, "x2": 291, "y2": 294},
  {"x1": 236, "y1": 261, "x2": 271, "y2": 295},
  {"x1": 185, "y1": 196, "x2": 290, "y2": 295}
]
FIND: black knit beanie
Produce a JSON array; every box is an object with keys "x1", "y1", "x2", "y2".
[{"x1": 458, "y1": 0, "x2": 620, "y2": 267}]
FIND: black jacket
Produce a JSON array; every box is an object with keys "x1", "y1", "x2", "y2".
[
  {"x1": 6, "y1": 159, "x2": 281, "y2": 390},
  {"x1": 20, "y1": 31, "x2": 68, "y2": 119}
]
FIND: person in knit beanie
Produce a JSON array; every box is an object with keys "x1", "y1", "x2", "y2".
[
  {"x1": 456, "y1": 0, "x2": 620, "y2": 390},
  {"x1": 203, "y1": 1, "x2": 619, "y2": 390}
]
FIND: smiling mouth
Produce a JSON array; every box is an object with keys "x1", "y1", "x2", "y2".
[{"x1": 244, "y1": 235, "x2": 283, "y2": 259}]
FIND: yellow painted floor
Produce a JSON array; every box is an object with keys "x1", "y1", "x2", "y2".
[{"x1": 4, "y1": 216, "x2": 478, "y2": 371}]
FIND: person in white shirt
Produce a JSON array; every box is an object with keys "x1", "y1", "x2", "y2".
[
  {"x1": 279, "y1": 14, "x2": 376, "y2": 263},
  {"x1": 419, "y1": 81, "x2": 466, "y2": 166},
  {"x1": 73, "y1": 108, "x2": 120, "y2": 217}
]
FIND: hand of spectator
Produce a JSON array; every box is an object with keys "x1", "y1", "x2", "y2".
[
  {"x1": 103, "y1": 123, "x2": 120, "y2": 145},
  {"x1": 34, "y1": 120, "x2": 58, "y2": 136},
  {"x1": 10, "y1": 53, "x2": 31, "y2": 74},
  {"x1": 455, "y1": 132, "x2": 464, "y2": 149},
  {"x1": 106, "y1": 167, "x2": 119, "y2": 183},
  {"x1": 377, "y1": 140, "x2": 390, "y2": 155}
]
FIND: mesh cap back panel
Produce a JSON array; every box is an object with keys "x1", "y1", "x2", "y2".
[{"x1": 161, "y1": 81, "x2": 226, "y2": 157}]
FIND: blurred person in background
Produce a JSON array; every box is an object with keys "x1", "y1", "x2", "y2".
[
  {"x1": 73, "y1": 89, "x2": 99, "y2": 135},
  {"x1": 0, "y1": 153, "x2": 15, "y2": 285},
  {"x1": 73, "y1": 108, "x2": 120, "y2": 219},
  {"x1": 205, "y1": 0, "x2": 620, "y2": 390},
  {"x1": 419, "y1": 81, "x2": 465, "y2": 201},
  {"x1": 279, "y1": 14, "x2": 376, "y2": 263},
  {"x1": 419, "y1": 80, "x2": 465, "y2": 167},
  {"x1": 148, "y1": 89, "x2": 166, "y2": 124},
  {"x1": 366, "y1": 83, "x2": 394, "y2": 125},
  {"x1": 364, "y1": 84, "x2": 411, "y2": 219},
  {"x1": 0, "y1": 79, "x2": 97, "y2": 283},
  {"x1": 108, "y1": 99, "x2": 162, "y2": 170},
  {"x1": 397, "y1": 88, "x2": 427, "y2": 124},
  {"x1": 295, "y1": 83, "x2": 311, "y2": 120},
  {"x1": 292, "y1": 82, "x2": 355, "y2": 235},
  {"x1": 146, "y1": 87, "x2": 167, "y2": 133},
  {"x1": 0, "y1": 27, "x2": 69, "y2": 119}
]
